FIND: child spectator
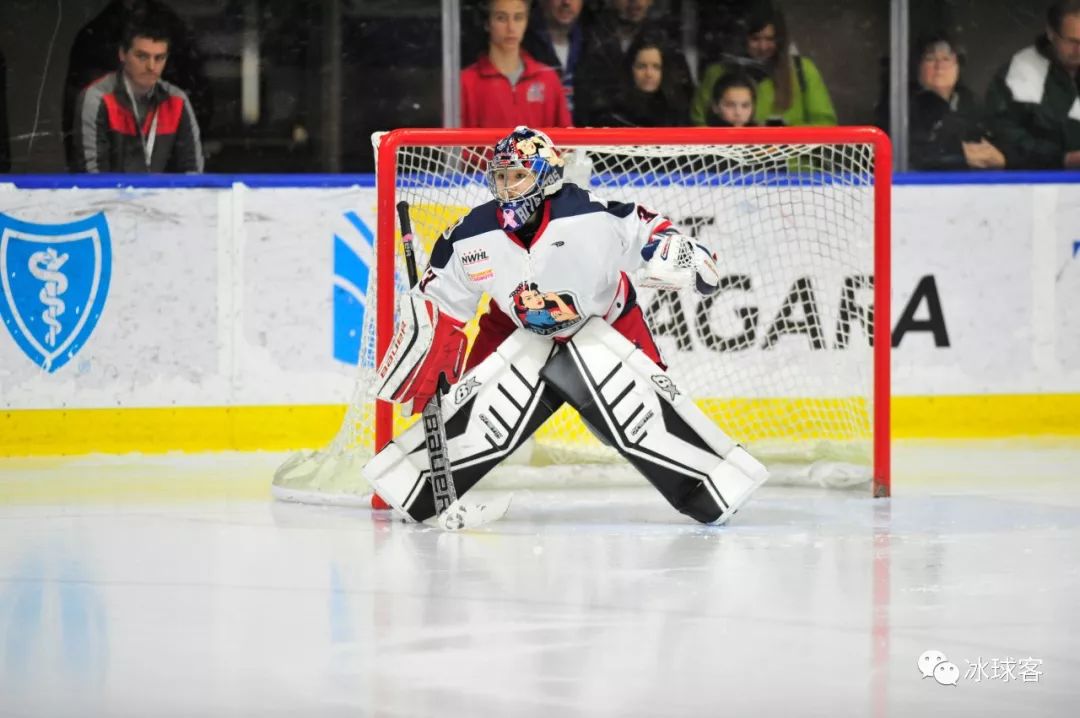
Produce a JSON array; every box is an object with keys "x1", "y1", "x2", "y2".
[
  {"x1": 707, "y1": 73, "x2": 757, "y2": 127},
  {"x1": 690, "y1": 2, "x2": 836, "y2": 127},
  {"x1": 595, "y1": 35, "x2": 689, "y2": 126},
  {"x1": 461, "y1": 0, "x2": 572, "y2": 128}
]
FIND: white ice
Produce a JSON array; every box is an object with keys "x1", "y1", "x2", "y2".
[{"x1": 1, "y1": 440, "x2": 1078, "y2": 717}]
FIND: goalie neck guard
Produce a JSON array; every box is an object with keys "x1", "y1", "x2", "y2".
[{"x1": 487, "y1": 126, "x2": 565, "y2": 231}]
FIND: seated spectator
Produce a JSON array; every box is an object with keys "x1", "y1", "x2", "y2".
[
  {"x1": 523, "y1": 0, "x2": 588, "y2": 120},
  {"x1": 594, "y1": 35, "x2": 689, "y2": 126},
  {"x1": 705, "y1": 73, "x2": 758, "y2": 127},
  {"x1": 63, "y1": 0, "x2": 210, "y2": 172},
  {"x1": 909, "y1": 35, "x2": 1004, "y2": 170},
  {"x1": 985, "y1": 0, "x2": 1080, "y2": 169},
  {"x1": 462, "y1": 0, "x2": 572, "y2": 128},
  {"x1": 690, "y1": 2, "x2": 836, "y2": 127},
  {"x1": 575, "y1": 0, "x2": 693, "y2": 126},
  {"x1": 73, "y1": 16, "x2": 203, "y2": 172}
]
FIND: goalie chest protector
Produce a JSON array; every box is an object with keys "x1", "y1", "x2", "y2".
[{"x1": 420, "y1": 183, "x2": 675, "y2": 340}]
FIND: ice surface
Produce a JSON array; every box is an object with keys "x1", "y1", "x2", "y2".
[{"x1": 1, "y1": 440, "x2": 1078, "y2": 717}]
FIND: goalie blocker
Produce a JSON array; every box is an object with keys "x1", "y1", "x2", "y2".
[{"x1": 363, "y1": 318, "x2": 769, "y2": 525}]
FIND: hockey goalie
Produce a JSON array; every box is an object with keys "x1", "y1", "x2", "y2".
[{"x1": 364, "y1": 126, "x2": 769, "y2": 525}]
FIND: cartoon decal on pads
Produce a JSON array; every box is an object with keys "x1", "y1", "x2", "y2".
[{"x1": 509, "y1": 281, "x2": 581, "y2": 336}]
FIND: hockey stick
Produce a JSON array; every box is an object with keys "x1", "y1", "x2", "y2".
[{"x1": 396, "y1": 201, "x2": 510, "y2": 530}]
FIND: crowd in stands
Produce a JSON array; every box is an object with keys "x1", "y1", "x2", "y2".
[
  {"x1": 467, "y1": 0, "x2": 1080, "y2": 171},
  {"x1": 5, "y1": 0, "x2": 1080, "y2": 173}
]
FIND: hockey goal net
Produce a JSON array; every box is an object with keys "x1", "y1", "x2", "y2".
[{"x1": 273, "y1": 127, "x2": 891, "y2": 505}]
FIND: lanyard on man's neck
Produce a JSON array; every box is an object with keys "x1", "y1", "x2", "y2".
[{"x1": 123, "y1": 75, "x2": 160, "y2": 170}]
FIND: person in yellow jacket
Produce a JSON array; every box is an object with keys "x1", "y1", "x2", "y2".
[{"x1": 690, "y1": 3, "x2": 836, "y2": 127}]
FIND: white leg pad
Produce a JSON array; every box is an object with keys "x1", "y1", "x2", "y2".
[
  {"x1": 543, "y1": 317, "x2": 769, "y2": 524},
  {"x1": 361, "y1": 329, "x2": 559, "y2": 521}
]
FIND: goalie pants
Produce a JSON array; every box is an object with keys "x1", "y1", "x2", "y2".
[{"x1": 466, "y1": 299, "x2": 664, "y2": 372}]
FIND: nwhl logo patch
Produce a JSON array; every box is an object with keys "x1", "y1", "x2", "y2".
[
  {"x1": 461, "y1": 249, "x2": 489, "y2": 265},
  {"x1": 461, "y1": 247, "x2": 493, "y2": 282}
]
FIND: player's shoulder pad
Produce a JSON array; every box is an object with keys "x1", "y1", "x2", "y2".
[
  {"x1": 431, "y1": 200, "x2": 501, "y2": 269},
  {"x1": 548, "y1": 183, "x2": 622, "y2": 220},
  {"x1": 555, "y1": 183, "x2": 638, "y2": 220}
]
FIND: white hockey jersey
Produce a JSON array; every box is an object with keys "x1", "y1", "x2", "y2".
[{"x1": 420, "y1": 183, "x2": 679, "y2": 340}]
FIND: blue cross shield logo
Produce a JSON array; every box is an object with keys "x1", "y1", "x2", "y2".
[{"x1": 0, "y1": 212, "x2": 112, "y2": 372}]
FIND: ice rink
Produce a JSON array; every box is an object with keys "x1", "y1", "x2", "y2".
[{"x1": 1, "y1": 440, "x2": 1078, "y2": 717}]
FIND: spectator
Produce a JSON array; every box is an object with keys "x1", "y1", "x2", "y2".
[
  {"x1": 575, "y1": 0, "x2": 693, "y2": 126},
  {"x1": 523, "y1": 0, "x2": 588, "y2": 120},
  {"x1": 63, "y1": 0, "x2": 210, "y2": 172},
  {"x1": 609, "y1": 0, "x2": 656, "y2": 52},
  {"x1": 690, "y1": 2, "x2": 836, "y2": 127},
  {"x1": 705, "y1": 72, "x2": 758, "y2": 127},
  {"x1": 72, "y1": 16, "x2": 203, "y2": 173},
  {"x1": 595, "y1": 35, "x2": 689, "y2": 126},
  {"x1": 909, "y1": 35, "x2": 1004, "y2": 170},
  {"x1": 461, "y1": 0, "x2": 572, "y2": 128},
  {"x1": 985, "y1": 0, "x2": 1080, "y2": 169}
]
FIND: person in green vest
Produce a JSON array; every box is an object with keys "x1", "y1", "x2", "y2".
[{"x1": 689, "y1": 2, "x2": 836, "y2": 127}]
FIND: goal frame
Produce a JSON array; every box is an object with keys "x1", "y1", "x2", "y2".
[{"x1": 374, "y1": 126, "x2": 892, "y2": 497}]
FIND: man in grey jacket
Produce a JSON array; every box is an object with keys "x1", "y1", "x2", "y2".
[{"x1": 73, "y1": 16, "x2": 203, "y2": 173}]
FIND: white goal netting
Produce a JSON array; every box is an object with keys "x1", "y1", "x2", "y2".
[{"x1": 273, "y1": 131, "x2": 886, "y2": 506}]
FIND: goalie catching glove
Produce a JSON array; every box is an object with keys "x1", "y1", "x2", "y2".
[
  {"x1": 376, "y1": 289, "x2": 468, "y2": 416},
  {"x1": 640, "y1": 234, "x2": 720, "y2": 296}
]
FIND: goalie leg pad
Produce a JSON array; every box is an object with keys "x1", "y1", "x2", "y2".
[
  {"x1": 540, "y1": 318, "x2": 769, "y2": 525},
  {"x1": 362, "y1": 329, "x2": 564, "y2": 522}
]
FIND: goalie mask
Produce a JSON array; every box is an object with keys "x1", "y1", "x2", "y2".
[{"x1": 488, "y1": 126, "x2": 565, "y2": 231}]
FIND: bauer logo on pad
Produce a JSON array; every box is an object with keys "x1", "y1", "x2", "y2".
[{"x1": 0, "y1": 212, "x2": 112, "y2": 372}]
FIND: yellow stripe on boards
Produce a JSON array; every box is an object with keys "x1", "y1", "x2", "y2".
[
  {"x1": 1, "y1": 394, "x2": 1078, "y2": 456},
  {"x1": 892, "y1": 394, "x2": 1080, "y2": 438},
  {"x1": 1, "y1": 405, "x2": 345, "y2": 456}
]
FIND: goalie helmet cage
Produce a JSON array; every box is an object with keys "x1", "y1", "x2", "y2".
[{"x1": 273, "y1": 126, "x2": 891, "y2": 505}]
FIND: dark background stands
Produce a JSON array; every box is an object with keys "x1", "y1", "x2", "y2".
[
  {"x1": 0, "y1": 48, "x2": 10, "y2": 173},
  {"x1": 0, "y1": 0, "x2": 1065, "y2": 173}
]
